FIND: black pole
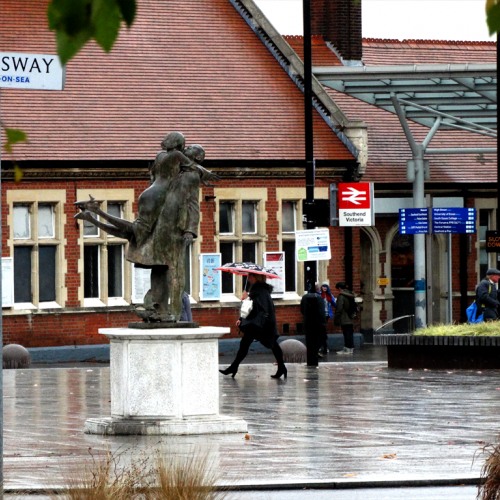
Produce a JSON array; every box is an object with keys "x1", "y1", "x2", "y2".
[
  {"x1": 303, "y1": 0, "x2": 316, "y2": 289},
  {"x1": 345, "y1": 227, "x2": 353, "y2": 290},
  {"x1": 303, "y1": 0, "x2": 317, "y2": 366}
]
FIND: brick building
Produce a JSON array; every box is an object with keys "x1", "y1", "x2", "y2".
[
  {"x1": 1, "y1": 0, "x2": 496, "y2": 349},
  {"x1": 0, "y1": 0, "x2": 367, "y2": 348},
  {"x1": 287, "y1": 35, "x2": 497, "y2": 335}
]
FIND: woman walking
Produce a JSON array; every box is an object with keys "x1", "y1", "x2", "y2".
[{"x1": 219, "y1": 273, "x2": 287, "y2": 379}]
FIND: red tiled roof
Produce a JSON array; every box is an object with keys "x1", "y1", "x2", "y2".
[
  {"x1": 293, "y1": 36, "x2": 497, "y2": 183},
  {"x1": 0, "y1": 0, "x2": 354, "y2": 162},
  {"x1": 362, "y1": 38, "x2": 497, "y2": 65},
  {"x1": 283, "y1": 35, "x2": 343, "y2": 66}
]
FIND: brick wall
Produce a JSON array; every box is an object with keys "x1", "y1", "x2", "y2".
[
  {"x1": 311, "y1": 0, "x2": 362, "y2": 61},
  {"x1": 3, "y1": 176, "x2": 354, "y2": 347}
]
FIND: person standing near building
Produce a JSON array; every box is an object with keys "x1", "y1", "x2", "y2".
[
  {"x1": 477, "y1": 268, "x2": 500, "y2": 321},
  {"x1": 300, "y1": 283, "x2": 327, "y2": 360},
  {"x1": 334, "y1": 282, "x2": 356, "y2": 354},
  {"x1": 320, "y1": 282, "x2": 336, "y2": 354},
  {"x1": 180, "y1": 291, "x2": 193, "y2": 322}
]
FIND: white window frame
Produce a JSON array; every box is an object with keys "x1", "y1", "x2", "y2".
[
  {"x1": 281, "y1": 201, "x2": 297, "y2": 235},
  {"x1": 7, "y1": 191, "x2": 67, "y2": 311},
  {"x1": 242, "y1": 201, "x2": 258, "y2": 235},
  {"x1": 219, "y1": 201, "x2": 235, "y2": 236},
  {"x1": 37, "y1": 204, "x2": 55, "y2": 239},
  {"x1": 77, "y1": 189, "x2": 134, "y2": 307}
]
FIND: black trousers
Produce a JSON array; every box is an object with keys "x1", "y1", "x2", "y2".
[
  {"x1": 341, "y1": 324, "x2": 354, "y2": 349},
  {"x1": 319, "y1": 316, "x2": 329, "y2": 351},
  {"x1": 231, "y1": 333, "x2": 285, "y2": 368}
]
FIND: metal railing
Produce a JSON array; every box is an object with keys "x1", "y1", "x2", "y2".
[{"x1": 374, "y1": 314, "x2": 415, "y2": 334}]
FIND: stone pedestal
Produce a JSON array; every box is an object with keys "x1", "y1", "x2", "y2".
[{"x1": 84, "y1": 327, "x2": 247, "y2": 435}]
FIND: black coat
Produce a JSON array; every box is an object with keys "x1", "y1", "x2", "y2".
[
  {"x1": 300, "y1": 292, "x2": 326, "y2": 328},
  {"x1": 241, "y1": 282, "x2": 279, "y2": 349},
  {"x1": 477, "y1": 279, "x2": 499, "y2": 321}
]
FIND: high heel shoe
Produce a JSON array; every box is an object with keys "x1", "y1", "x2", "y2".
[
  {"x1": 271, "y1": 365, "x2": 287, "y2": 379},
  {"x1": 219, "y1": 366, "x2": 238, "y2": 378}
]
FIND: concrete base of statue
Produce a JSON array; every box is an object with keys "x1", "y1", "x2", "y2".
[{"x1": 84, "y1": 326, "x2": 247, "y2": 435}]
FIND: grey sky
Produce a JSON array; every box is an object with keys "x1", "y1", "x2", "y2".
[{"x1": 254, "y1": 0, "x2": 493, "y2": 41}]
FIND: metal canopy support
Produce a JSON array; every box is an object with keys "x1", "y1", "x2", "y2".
[
  {"x1": 314, "y1": 62, "x2": 497, "y2": 329},
  {"x1": 390, "y1": 93, "x2": 427, "y2": 328}
]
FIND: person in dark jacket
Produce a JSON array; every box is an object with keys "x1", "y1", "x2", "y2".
[
  {"x1": 334, "y1": 282, "x2": 356, "y2": 354},
  {"x1": 320, "y1": 282, "x2": 336, "y2": 354},
  {"x1": 300, "y1": 283, "x2": 327, "y2": 359},
  {"x1": 180, "y1": 291, "x2": 193, "y2": 322},
  {"x1": 477, "y1": 268, "x2": 500, "y2": 321},
  {"x1": 220, "y1": 273, "x2": 286, "y2": 379}
]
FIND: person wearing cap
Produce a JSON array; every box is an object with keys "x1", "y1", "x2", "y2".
[{"x1": 476, "y1": 269, "x2": 500, "y2": 321}]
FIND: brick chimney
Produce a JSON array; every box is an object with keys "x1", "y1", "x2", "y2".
[{"x1": 311, "y1": 0, "x2": 362, "y2": 62}]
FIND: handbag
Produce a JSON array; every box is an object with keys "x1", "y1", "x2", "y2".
[
  {"x1": 240, "y1": 297, "x2": 253, "y2": 319},
  {"x1": 466, "y1": 301, "x2": 484, "y2": 324}
]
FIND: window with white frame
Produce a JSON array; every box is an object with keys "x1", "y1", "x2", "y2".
[
  {"x1": 13, "y1": 203, "x2": 59, "y2": 306},
  {"x1": 218, "y1": 199, "x2": 264, "y2": 295},
  {"x1": 281, "y1": 201, "x2": 297, "y2": 292},
  {"x1": 81, "y1": 200, "x2": 128, "y2": 305}
]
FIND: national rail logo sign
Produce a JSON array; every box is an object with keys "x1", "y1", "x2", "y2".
[{"x1": 338, "y1": 182, "x2": 374, "y2": 227}]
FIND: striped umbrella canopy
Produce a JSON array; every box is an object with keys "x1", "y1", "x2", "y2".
[{"x1": 215, "y1": 262, "x2": 281, "y2": 279}]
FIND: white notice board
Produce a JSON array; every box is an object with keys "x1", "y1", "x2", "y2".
[
  {"x1": 132, "y1": 266, "x2": 151, "y2": 304},
  {"x1": 296, "y1": 228, "x2": 332, "y2": 261},
  {"x1": 264, "y1": 252, "x2": 285, "y2": 298},
  {"x1": 2, "y1": 257, "x2": 14, "y2": 307}
]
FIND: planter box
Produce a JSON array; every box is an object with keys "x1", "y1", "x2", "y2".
[{"x1": 374, "y1": 334, "x2": 500, "y2": 369}]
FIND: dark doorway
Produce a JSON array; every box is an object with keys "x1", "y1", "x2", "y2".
[{"x1": 391, "y1": 233, "x2": 415, "y2": 332}]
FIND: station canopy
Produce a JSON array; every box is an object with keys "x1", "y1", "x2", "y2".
[{"x1": 313, "y1": 63, "x2": 497, "y2": 141}]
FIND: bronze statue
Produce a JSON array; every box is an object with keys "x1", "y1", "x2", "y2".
[{"x1": 74, "y1": 132, "x2": 219, "y2": 323}]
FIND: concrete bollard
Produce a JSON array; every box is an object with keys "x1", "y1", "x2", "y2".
[
  {"x1": 3, "y1": 344, "x2": 31, "y2": 369},
  {"x1": 280, "y1": 339, "x2": 307, "y2": 363}
]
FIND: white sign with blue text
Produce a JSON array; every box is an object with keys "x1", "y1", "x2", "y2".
[{"x1": 1, "y1": 52, "x2": 65, "y2": 90}]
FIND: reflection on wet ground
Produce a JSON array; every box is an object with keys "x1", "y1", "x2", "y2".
[{"x1": 4, "y1": 345, "x2": 499, "y2": 490}]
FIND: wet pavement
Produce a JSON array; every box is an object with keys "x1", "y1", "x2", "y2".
[
  {"x1": 4, "y1": 345, "x2": 500, "y2": 491},
  {"x1": 3, "y1": 486, "x2": 481, "y2": 500}
]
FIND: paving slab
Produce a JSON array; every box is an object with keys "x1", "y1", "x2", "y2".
[{"x1": 3, "y1": 350, "x2": 499, "y2": 491}]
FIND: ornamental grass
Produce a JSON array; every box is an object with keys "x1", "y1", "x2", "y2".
[
  {"x1": 476, "y1": 441, "x2": 500, "y2": 500},
  {"x1": 49, "y1": 446, "x2": 228, "y2": 500},
  {"x1": 414, "y1": 322, "x2": 500, "y2": 337}
]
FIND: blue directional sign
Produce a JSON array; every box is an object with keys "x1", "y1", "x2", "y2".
[
  {"x1": 432, "y1": 207, "x2": 475, "y2": 234},
  {"x1": 399, "y1": 208, "x2": 429, "y2": 234}
]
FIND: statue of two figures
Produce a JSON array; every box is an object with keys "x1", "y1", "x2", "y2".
[{"x1": 74, "y1": 132, "x2": 220, "y2": 323}]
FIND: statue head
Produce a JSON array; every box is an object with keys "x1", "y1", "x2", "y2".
[
  {"x1": 184, "y1": 144, "x2": 205, "y2": 164},
  {"x1": 161, "y1": 132, "x2": 185, "y2": 152}
]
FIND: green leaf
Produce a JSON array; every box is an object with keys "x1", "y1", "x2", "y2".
[
  {"x1": 116, "y1": 0, "x2": 136, "y2": 26},
  {"x1": 47, "y1": 0, "x2": 137, "y2": 63},
  {"x1": 14, "y1": 165, "x2": 24, "y2": 183},
  {"x1": 47, "y1": 0, "x2": 90, "y2": 37},
  {"x1": 55, "y1": 27, "x2": 92, "y2": 65},
  {"x1": 4, "y1": 128, "x2": 28, "y2": 154},
  {"x1": 92, "y1": 0, "x2": 122, "y2": 52},
  {"x1": 486, "y1": 1, "x2": 500, "y2": 35}
]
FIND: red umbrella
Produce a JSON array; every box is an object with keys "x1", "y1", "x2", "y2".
[{"x1": 215, "y1": 262, "x2": 282, "y2": 279}]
